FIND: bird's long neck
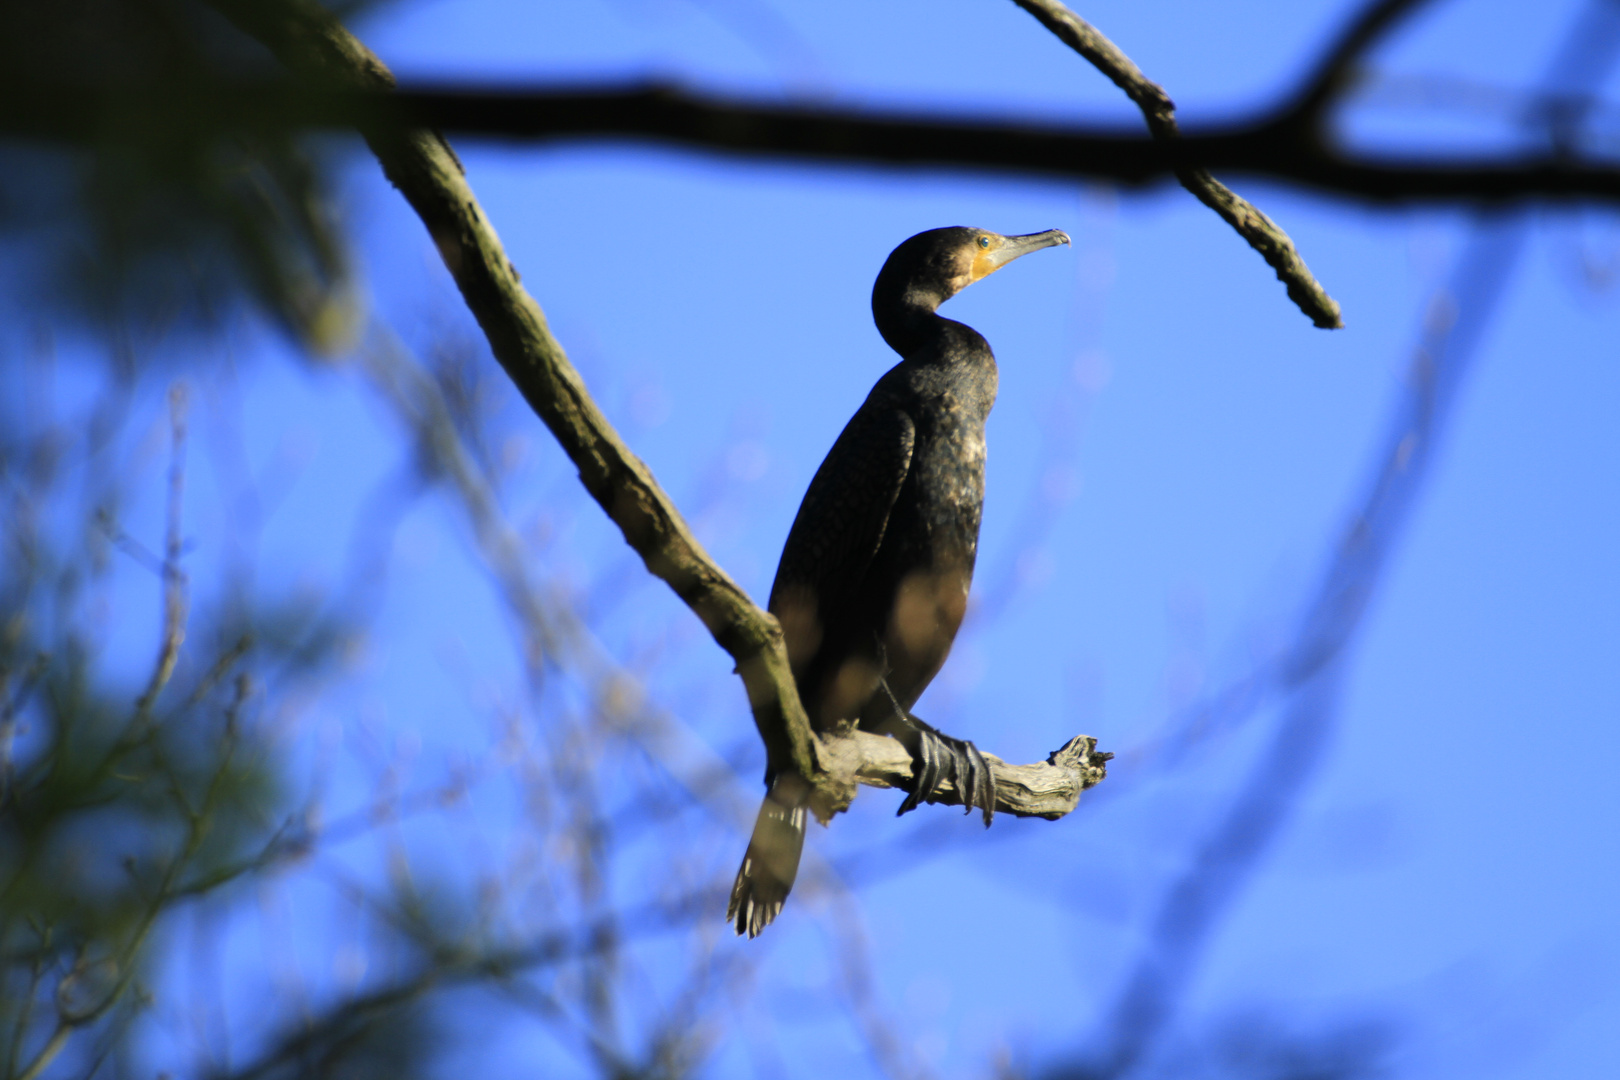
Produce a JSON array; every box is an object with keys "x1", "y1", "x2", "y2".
[{"x1": 872, "y1": 280, "x2": 954, "y2": 357}]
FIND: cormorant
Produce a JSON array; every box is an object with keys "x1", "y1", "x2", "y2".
[{"x1": 728, "y1": 226, "x2": 1070, "y2": 938}]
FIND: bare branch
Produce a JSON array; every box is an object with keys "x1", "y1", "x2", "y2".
[
  {"x1": 14, "y1": 1020, "x2": 71, "y2": 1080},
  {"x1": 1010, "y1": 0, "x2": 1343, "y2": 328},
  {"x1": 1009, "y1": 0, "x2": 1174, "y2": 119},
  {"x1": 0, "y1": 653, "x2": 48, "y2": 807},
  {"x1": 15, "y1": 660, "x2": 250, "y2": 1080},
  {"x1": 818, "y1": 731, "x2": 1109, "y2": 820}
]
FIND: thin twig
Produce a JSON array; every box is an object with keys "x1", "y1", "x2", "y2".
[
  {"x1": 184, "y1": 635, "x2": 254, "y2": 707},
  {"x1": 133, "y1": 383, "x2": 191, "y2": 718},
  {"x1": 14, "y1": 1021, "x2": 70, "y2": 1080},
  {"x1": 359, "y1": 333, "x2": 762, "y2": 826},
  {"x1": 16, "y1": 671, "x2": 253, "y2": 1080},
  {"x1": 1010, "y1": 0, "x2": 1344, "y2": 328},
  {"x1": 7, "y1": 922, "x2": 49, "y2": 1079}
]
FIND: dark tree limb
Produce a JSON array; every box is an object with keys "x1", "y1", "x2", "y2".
[
  {"x1": 7, "y1": 0, "x2": 1616, "y2": 224},
  {"x1": 1011, "y1": 0, "x2": 1342, "y2": 327},
  {"x1": 13, "y1": 77, "x2": 1617, "y2": 197},
  {"x1": 10, "y1": 0, "x2": 1620, "y2": 217},
  {"x1": 199, "y1": 0, "x2": 1104, "y2": 828}
]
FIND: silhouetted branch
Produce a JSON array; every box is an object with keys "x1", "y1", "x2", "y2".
[
  {"x1": 7, "y1": 0, "x2": 1616, "y2": 340},
  {"x1": 12, "y1": 76, "x2": 1619, "y2": 203}
]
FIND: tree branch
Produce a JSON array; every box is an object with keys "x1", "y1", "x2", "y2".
[
  {"x1": 14, "y1": 77, "x2": 1616, "y2": 201},
  {"x1": 199, "y1": 0, "x2": 834, "y2": 809},
  {"x1": 200, "y1": 0, "x2": 1109, "y2": 830},
  {"x1": 132, "y1": 383, "x2": 190, "y2": 720},
  {"x1": 820, "y1": 731, "x2": 1110, "y2": 820},
  {"x1": 1010, "y1": 0, "x2": 1342, "y2": 327}
]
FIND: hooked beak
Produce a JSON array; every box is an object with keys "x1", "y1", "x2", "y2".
[
  {"x1": 971, "y1": 228, "x2": 1071, "y2": 282},
  {"x1": 988, "y1": 229, "x2": 1071, "y2": 269}
]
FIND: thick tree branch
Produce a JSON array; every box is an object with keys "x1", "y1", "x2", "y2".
[
  {"x1": 201, "y1": 0, "x2": 1106, "y2": 828},
  {"x1": 1010, "y1": 0, "x2": 1342, "y2": 328},
  {"x1": 199, "y1": 0, "x2": 837, "y2": 811}
]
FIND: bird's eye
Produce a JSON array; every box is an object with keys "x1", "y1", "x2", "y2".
[{"x1": 977, "y1": 236, "x2": 992, "y2": 249}]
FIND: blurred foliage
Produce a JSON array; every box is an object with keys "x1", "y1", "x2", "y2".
[
  {"x1": 0, "y1": 353, "x2": 352, "y2": 1078},
  {"x1": 0, "y1": 0, "x2": 380, "y2": 350},
  {"x1": 0, "y1": 318, "x2": 754, "y2": 1078}
]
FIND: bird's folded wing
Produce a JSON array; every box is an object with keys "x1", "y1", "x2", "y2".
[{"x1": 769, "y1": 402, "x2": 914, "y2": 618}]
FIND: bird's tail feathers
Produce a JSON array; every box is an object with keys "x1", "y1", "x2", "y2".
[{"x1": 728, "y1": 778, "x2": 808, "y2": 938}]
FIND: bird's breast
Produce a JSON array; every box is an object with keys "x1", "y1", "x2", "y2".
[{"x1": 904, "y1": 414, "x2": 988, "y2": 562}]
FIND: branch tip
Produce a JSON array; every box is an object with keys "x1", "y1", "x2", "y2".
[{"x1": 1012, "y1": 0, "x2": 1346, "y2": 328}]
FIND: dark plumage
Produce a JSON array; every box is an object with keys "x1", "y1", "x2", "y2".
[{"x1": 728, "y1": 225, "x2": 1070, "y2": 937}]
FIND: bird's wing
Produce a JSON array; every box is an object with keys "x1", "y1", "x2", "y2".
[{"x1": 769, "y1": 402, "x2": 915, "y2": 622}]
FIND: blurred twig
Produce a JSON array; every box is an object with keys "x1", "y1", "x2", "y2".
[
  {"x1": 133, "y1": 383, "x2": 191, "y2": 720},
  {"x1": 1281, "y1": 0, "x2": 1442, "y2": 123},
  {"x1": 16, "y1": 672, "x2": 251, "y2": 1080}
]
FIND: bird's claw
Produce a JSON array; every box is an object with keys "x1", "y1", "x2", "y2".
[
  {"x1": 897, "y1": 725, "x2": 940, "y2": 816},
  {"x1": 896, "y1": 720, "x2": 995, "y2": 825},
  {"x1": 963, "y1": 739, "x2": 994, "y2": 827}
]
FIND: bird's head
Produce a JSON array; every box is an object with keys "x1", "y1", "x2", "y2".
[{"x1": 873, "y1": 226, "x2": 1071, "y2": 316}]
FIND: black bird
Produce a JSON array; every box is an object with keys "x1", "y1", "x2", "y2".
[{"x1": 728, "y1": 225, "x2": 1070, "y2": 937}]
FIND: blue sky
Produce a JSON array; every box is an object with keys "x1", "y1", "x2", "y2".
[{"x1": 25, "y1": 0, "x2": 1619, "y2": 1077}]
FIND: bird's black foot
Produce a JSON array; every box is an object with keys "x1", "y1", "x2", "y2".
[{"x1": 891, "y1": 715, "x2": 996, "y2": 826}]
